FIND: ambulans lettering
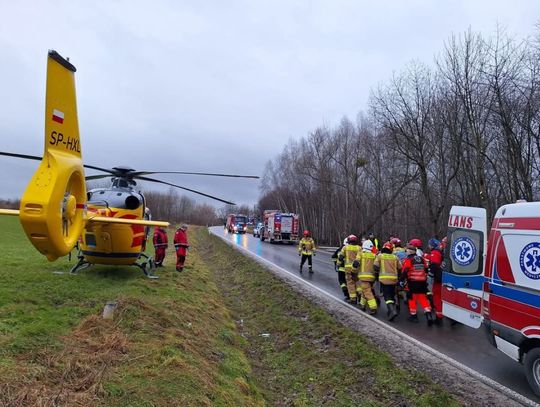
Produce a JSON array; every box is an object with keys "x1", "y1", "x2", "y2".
[
  {"x1": 448, "y1": 215, "x2": 473, "y2": 228},
  {"x1": 451, "y1": 236, "x2": 476, "y2": 266},
  {"x1": 519, "y1": 242, "x2": 540, "y2": 280},
  {"x1": 49, "y1": 131, "x2": 80, "y2": 152}
]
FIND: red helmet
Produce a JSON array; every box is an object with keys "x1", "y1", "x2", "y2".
[
  {"x1": 391, "y1": 237, "x2": 401, "y2": 246},
  {"x1": 409, "y1": 238, "x2": 423, "y2": 248},
  {"x1": 383, "y1": 242, "x2": 394, "y2": 251},
  {"x1": 303, "y1": 230, "x2": 310, "y2": 237},
  {"x1": 347, "y1": 234, "x2": 358, "y2": 243}
]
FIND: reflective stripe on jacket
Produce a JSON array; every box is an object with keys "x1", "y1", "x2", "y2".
[
  {"x1": 298, "y1": 237, "x2": 316, "y2": 255},
  {"x1": 375, "y1": 253, "x2": 401, "y2": 285},
  {"x1": 153, "y1": 228, "x2": 168, "y2": 247},
  {"x1": 402, "y1": 256, "x2": 427, "y2": 282},
  {"x1": 358, "y1": 251, "x2": 376, "y2": 281},
  {"x1": 340, "y1": 244, "x2": 360, "y2": 269}
]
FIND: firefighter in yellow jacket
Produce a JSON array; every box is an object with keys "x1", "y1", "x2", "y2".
[
  {"x1": 339, "y1": 235, "x2": 361, "y2": 304},
  {"x1": 359, "y1": 240, "x2": 377, "y2": 314},
  {"x1": 374, "y1": 242, "x2": 402, "y2": 321},
  {"x1": 298, "y1": 230, "x2": 316, "y2": 273}
]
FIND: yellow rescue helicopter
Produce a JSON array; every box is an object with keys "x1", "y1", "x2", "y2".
[{"x1": 0, "y1": 50, "x2": 258, "y2": 278}]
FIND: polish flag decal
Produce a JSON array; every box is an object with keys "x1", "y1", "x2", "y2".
[{"x1": 52, "y1": 109, "x2": 64, "y2": 124}]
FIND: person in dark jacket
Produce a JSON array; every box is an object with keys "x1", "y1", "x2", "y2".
[
  {"x1": 332, "y1": 239, "x2": 350, "y2": 300},
  {"x1": 428, "y1": 238, "x2": 444, "y2": 325}
]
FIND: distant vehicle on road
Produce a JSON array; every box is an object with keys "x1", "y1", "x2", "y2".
[
  {"x1": 226, "y1": 214, "x2": 248, "y2": 234},
  {"x1": 260, "y1": 210, "x2": 299, "y2": 243},
  {"x1": 253, "y1": 222, "x2": 263, "y2": 237},
  {"x1": 442, "y1": 203, "x2": 540, "y2": 397}
]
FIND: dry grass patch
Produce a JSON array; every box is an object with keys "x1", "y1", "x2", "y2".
[{"x1": 0, "y1": 314, "x2": 128, "y2": 406}]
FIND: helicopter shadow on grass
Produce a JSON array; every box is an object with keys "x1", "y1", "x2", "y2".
[{"x1": 68, "y1": 264, "x2": 143, "y2": 284}]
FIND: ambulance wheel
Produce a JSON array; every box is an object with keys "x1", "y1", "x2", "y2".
[{"x1": 524, "y1": 347, "x2": 540, "y2": 397}]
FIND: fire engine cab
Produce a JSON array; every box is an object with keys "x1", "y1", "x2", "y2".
[
  {"x1": 442, "y1": 203, "x2": 540, "y2": 396},
  {"x1": 260, "y1": 210, "x2": 299, "y2": 243}
]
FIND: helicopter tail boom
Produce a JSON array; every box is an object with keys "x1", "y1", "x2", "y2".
[
  {"x1": 0, "y1": 209, "x2": 20, "y2": 216},
  {"x1": 87, "y1": 216, "x2": 169, "y2": 228}
]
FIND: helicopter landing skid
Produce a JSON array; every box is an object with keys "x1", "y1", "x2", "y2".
[
  {"x1": 137, "y1": 253, "x2": 158, "y2": 279},
  {"x1": 70, "y1": 255, "x2": 92, "y2": 274}
]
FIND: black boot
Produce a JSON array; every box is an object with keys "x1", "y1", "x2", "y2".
[
  {"x1": 341, "y1": 286, "x2": 350, "y2": 301},
  {"x1": 387, "y1": 303, "x2": 398, "y2": 321},
  {"x1": 407, "y1": 314, "x2": 419, "y2": 323},
  {"x1": 434, "y1": 317, "x2": 443, "y2": 326},
  {"x1": 308, "y1": 267, "x2": 313, "y2": 274},
  {"x1": 425, "y1": 311, "x2": 434, "y2": 326}
]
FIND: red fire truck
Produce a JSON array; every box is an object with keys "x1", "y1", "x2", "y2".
[
  {"x1": 226, "y1": 214, "x2": 248, "y2": 234},
  {"x1": 260, "y1": 210, "x2": 299, "y2": 244},
  {"x1": 442, "y1": 203, "x2": 540, "y2": 396}
]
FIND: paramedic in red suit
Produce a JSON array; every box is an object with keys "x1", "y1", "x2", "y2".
[
  {"x1": 428, "y1": 238, "x2": 444, "y2": 325},
  {"x1": 153, "y1": 226, "x2": 168, "y2": 267},
  {"x1": 174, "y1": 224, "x2": 190, "y2": 272},
  {"x1": 401, "y1": 244, "x2": 435, "y2": 326}
]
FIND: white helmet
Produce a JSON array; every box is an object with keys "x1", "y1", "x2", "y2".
[{"x1": 362, "y1": 240, "x2": 374, "y2": 252}]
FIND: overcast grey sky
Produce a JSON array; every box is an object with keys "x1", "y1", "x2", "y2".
[{"x1": 1, "y1": 1, "x2": 539, "y2": 207}]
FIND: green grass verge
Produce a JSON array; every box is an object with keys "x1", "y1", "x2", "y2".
[
  {"x1": 0, "y1": 217, "x2": 263, "y2": 406},
  {"x1": 0, "y1": 216, "x2": 460, "y2": 406},
  {"x1": 204, "y1": 229, "x2": 460, "y2": 407}
]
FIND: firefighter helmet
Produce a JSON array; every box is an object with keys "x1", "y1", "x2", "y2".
[
  {"x1": 347, "y1": 234, "x2": 358, "y2": 243},
  {"x1": 303, "y1": 230, "x2": 310, "y2": 237},
  {"x1": 409, "y1": 238, "x2": 423, "y2": 248},
  {"x1": 383, "y1": 242, "x2": 394, "y2": 251},
  {"x1": 391, "y1": 237, "x2": 401, "y2": 246}
]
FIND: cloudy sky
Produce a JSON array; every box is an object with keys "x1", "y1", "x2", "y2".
[{"x1": 1, "y1": 1, "x2": 539, "y2": 207}]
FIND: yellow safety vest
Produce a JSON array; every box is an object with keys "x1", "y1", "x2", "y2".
[
  {"x1": 375, "y1": 253, "x2": 400, "y2": 285},
  {"x1": 358, "y1": 251, "x2": 376, "y2": 281}
]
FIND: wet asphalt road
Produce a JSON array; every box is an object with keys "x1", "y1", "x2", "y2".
[{"x1": 210, "y1": 227, "x2": 539, "y2": 404}]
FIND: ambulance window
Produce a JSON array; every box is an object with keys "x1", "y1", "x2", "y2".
[{"x1": 446, "y1": 229, "x2": 483, "y2": 275}]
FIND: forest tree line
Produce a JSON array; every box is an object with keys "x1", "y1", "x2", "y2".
[{"x1": 259, "y1": 28, "x2": 540, "y2": 245}]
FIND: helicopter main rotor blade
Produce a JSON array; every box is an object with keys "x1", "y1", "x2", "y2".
[
  {"x1": 82, "y1": 164, "x2": 116, "y2": 173},
  {"x1": 135, "y1": 175, "x2": 236, "y2": 205},
  {"x1": 85, "y1": 174, "x2": 113, "y2": 181},
  {"x1": 0, "y1": 151, "x2": 42, "y2": 161},
  {"x1": 0, "y1": 151, "x2": 115, "y2": 174},
  {"x1": 132, "y1": 171, "x2": 259, "y2": 179}
]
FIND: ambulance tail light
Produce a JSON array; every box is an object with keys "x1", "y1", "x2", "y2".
[{"x1": 482, "y1": 281, "x2": 491, "y2": 318}]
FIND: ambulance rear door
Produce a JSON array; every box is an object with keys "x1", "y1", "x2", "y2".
[{"x1": 442, "y1": 206, "x2": 487, "y2": 328}]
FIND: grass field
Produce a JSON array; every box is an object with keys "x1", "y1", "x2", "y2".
[{"x1": 0, "y1": 217, "x2": 459, "y2": 406}]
